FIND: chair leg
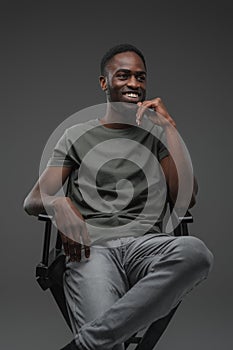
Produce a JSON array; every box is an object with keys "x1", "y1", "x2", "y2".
[
  {"x1": 50, "y1": 284, "x2": 73, "y2": 331},
  {"x1": 133, "y1": 303, "x2": 181, "y2": 350}
]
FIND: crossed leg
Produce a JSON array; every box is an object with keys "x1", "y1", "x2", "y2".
[{"x1": 63, "y1": 234, "x2": 213, "y2": 350}]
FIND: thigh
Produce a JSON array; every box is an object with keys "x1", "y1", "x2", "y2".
[
  {"x1": 124, "y1": 233, "x2": 177, "y2": 286},
  {"x1": 63, "y1": 246, "x2": 129, "y2": 333}
]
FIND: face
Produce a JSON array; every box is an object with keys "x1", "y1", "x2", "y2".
[{"x1": 100, "y1": 51, "x2": 147, "y2": 104}]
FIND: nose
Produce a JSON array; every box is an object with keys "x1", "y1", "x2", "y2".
[{"x1": 127, "y1": 75, "x2": 140, "y2": 89}]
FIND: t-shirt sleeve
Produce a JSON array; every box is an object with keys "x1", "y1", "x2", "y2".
[
  {"x1": 158, "y1": 139, "x2": 169, "y2": 161},
  {"x1": 157, "y1": 127, "x2": 169, "y2": 161},
  {"x1": 47, "y1": 130, "x2": 76, "y2": 167}
]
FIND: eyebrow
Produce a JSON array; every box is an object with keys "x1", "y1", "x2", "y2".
[{"x1": 115, "y1": 69, "x2": 147, "y2": 75}]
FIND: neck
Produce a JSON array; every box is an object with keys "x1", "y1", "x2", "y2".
[{"x1": 99, "y1": 102, "x2": 137, "y2": 129}]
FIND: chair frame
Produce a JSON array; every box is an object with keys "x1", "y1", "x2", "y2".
[{"x1": 36, "y1": 210, "x2": 193, "y2": 349}]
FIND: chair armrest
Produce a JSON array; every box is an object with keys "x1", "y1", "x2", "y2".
[
  {"x1": 38, "y1": 213, "x2": 53, "y2": 221},
  {"x1": 178, "y1": 211, "x2": 193, "y2": 224},
  {"x1": 37, "y1": 214, "x2": 53, "y2": 267},
  {"x1": 174, "y1": 210, "x2": 193, "y2": 236}
]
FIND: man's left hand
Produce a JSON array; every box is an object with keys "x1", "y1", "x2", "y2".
[{"x1": 136, "y1": 98, "x2": 176, "y2": 128}]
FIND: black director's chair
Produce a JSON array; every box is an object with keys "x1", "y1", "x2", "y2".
[{"x1": 36, "y1": 209, "x2": 193, "y2": 350}]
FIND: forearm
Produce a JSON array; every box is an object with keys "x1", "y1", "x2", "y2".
[
  {"x1": 164, "y1": 125, "x2": 197, "y2": 208},
  {"x1": 24, "y1": 186, "x2": 90, "y2": 261},
  {"x1": 23, "y1": 191, "x2": 60, "y2": 216},
  {"x1": 24, "y1": 167, "x2": 73, "y2": 216},
  {"x1": 136, "y1": 98, "x2": 197, "y2": 209}
]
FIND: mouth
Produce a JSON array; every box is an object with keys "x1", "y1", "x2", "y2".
[{"x1": 122, "y1": 91, "x2": 141, "y2": 102}]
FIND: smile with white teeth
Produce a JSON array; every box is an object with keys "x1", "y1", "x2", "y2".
[{"x1": 126, "y1": 92, "x2": 138, "y2": 98}]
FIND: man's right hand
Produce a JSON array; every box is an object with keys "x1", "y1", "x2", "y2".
[{"x1": 52, "y1": 197, "x2": 91, "y2": 262}]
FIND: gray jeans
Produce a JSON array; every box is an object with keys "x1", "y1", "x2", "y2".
[{"x1": 63, "y1": 233, "x2": 213, "y2": 350}]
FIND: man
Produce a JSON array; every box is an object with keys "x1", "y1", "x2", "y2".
[{"x1": 24, "y1": 44, "x2": 213, "y2": 350}]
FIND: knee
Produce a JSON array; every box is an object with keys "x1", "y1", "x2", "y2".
[{"x1": 175, "y1": 236, "x2": 214, "y2": 279}]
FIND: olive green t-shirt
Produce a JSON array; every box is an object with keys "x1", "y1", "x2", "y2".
[{"x1": 48, "y1": 118, "x2": 169, "y2": 243}]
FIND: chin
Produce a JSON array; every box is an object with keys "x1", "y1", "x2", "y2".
[
  {"x1": 107, "y1": 101, "x2": 137, "y2": 124},
  {"x1": 113, "y1": 101, "x2": 137, "y2": 112}
]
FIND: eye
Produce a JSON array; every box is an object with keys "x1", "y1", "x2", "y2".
[
  {"x1": 136, "y1": 75, "x2": 146, "y2": 82},
  {"x1": 117, "y1": 73, "x2": 129, "y2": 80}
]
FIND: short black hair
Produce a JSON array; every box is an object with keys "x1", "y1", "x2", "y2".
[{"x1": 100, "y1": 43, "x2": 146, "y2": 75}]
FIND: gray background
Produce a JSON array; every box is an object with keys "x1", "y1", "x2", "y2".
[{"x1": 1, "y1": 1, "x2": 233, "y2": 349}]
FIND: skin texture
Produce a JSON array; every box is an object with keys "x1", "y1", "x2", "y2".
[
  {"x1": 24, "y1": 50, "x2": 197, "y2": 262},
  {"x1": 99, "y1": 52, "x2": 197, "y2": 206}
]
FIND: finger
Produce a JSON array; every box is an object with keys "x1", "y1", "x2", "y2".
[
  {"x1": 84, "y1": 245, "x2": 90, "y2": 258},
  {"x1": 147, "y1": 111, "x2": 163, "y2": 126},
  {"x1": 153, "y1": 111, "x2": 176, "y2": 128},
  {"x1": 136, "y1": 103, "x2": 147, "y2": 124},
  {"x1": 60, "y1": 232, "x2": 70, "y2": 256},
  {"x1": 75, "y1": 242, "x2": 82, "y2": 262},
  {"x1": 80, "y1": 226, "x2": 91, "y2": 258},
  {"x1": 81, "y1": 225, "x2": 91, "y2": 246},
  {"x1": 63, "y1": 241, "x2": 70, "y2": 256},
  {"x1": 136, "y1": 102, "x2": 154, "y2": 125},
  {"x1": 68, "y1": 241, "x2": 77, "y2": 262}
]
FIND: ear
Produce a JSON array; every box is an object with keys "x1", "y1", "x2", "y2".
[{"x1": 99, "y1": 75, "x2": 108, "y2": 91}]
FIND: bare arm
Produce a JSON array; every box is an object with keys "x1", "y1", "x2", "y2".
[
  {"x1": 160, "y1": 155, "x2": 198, "y2": 208},
  {"x1": 136, "y1": 98, "x2": 198, "y2": 209},
  {"x1": 23, "y1": 166, "x2": 72, "y2": 216},
  {"x1": 24, "y1": 166, "x2": 90, "y2": 261}
]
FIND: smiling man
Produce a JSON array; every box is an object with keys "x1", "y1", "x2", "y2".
[
  {"x1": 24, "y1": 44, "x2": 213, "y2": 350},
  {"x1": 100, "y1": 50, "x2": 146, "y2": 103}
]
